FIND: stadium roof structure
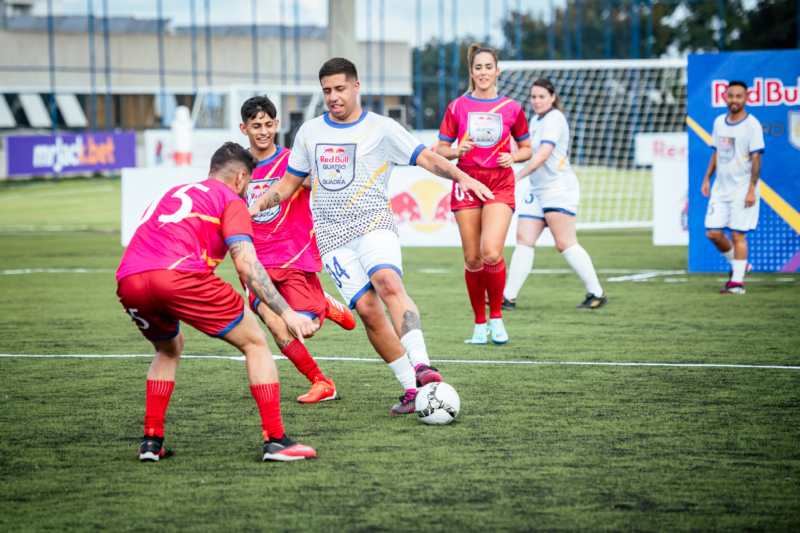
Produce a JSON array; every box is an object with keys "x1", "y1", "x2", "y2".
[{"x1": 3, "y1": 15, "x2": 327, "y2": 39}]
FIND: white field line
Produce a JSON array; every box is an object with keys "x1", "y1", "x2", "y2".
[
  {"x1": 1, "y1": 353, "x2": 798, "y2": 370},
  {"x1": 607, "y1": 270, "x2": 686, "y2": 282},
  {"x1": 1, "y1": 268, "x2": 116, "y2": 275}
]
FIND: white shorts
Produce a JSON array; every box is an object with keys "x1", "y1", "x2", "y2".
[
  {"x1": 517, "y1": 185, "x2": 580, "y2": 220},
  {"x1": 320, "y1": 229, "x2": 403, "y2": 309},
  {"x1": 704, "y1": 190, "x2": 760, "y2": 233}
]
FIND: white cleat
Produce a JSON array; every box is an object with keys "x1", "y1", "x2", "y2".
[
  {"x1": 465, "y1": 323, "x2": 489, "y2": 344},
  {"x1": 489, "y1": 318, "x2": 509, "y2": 344}
]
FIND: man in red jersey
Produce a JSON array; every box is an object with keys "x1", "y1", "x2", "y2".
[
  {"x1": 117, "y1": 142, "x2": 318, "y2": 462},
  {"x1": 239, "y1": 95, "x2": 356, "y2": 403}
]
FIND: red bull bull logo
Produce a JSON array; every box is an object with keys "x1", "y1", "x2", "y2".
[
  {"x1": 391, "y1": 180, "x2": 455, "y2": 232},
  {"x1": 323, "y1": 148, "x2": 335, "y2": 153}
]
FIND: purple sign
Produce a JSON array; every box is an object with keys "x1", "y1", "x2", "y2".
[{"x1": 6, "y1": 132, "x2": 137, "y2": 176}]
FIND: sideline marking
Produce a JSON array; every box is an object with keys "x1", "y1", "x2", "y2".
[
  {"x1": 1, "y1": 268, "x2": 115, "y2": 275},
  {"x1": 1, "y1": 354, "x2": 798, "y2": 370}
]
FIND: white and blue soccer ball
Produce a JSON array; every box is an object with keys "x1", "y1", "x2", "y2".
[{"x1": 416, "y1": 382, "x2": 460, "y2": 425}]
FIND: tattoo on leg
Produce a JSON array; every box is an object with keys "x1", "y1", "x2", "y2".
[
  {"x1": 400, "y1": 309, "x2": 421, "y2": 337},
  {"x1": 276, "y1": 339, "x2": 292, "y2": 350}
]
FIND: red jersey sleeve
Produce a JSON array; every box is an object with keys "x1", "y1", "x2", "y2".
[
  {"x1": 438, "y1": 103, "x2": 459, "y2": 143},
  {"x1": 511, "y1": 106, "x2": 531, "y2": 142},
  {"x1": 221, "y1": 199, "x2": 255, "y2": 245}
]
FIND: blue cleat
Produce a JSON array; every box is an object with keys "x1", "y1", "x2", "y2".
[
  {"x1": 489, "y1": 318, "x2": 508, "y2": 344},
  {"x1": 465, "y1": 323, "x2": 489, "y2": 345}
]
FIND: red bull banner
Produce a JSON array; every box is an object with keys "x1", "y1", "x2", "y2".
[{"x1": 688, "y1": 50, "x2": 800, "y2": 272}]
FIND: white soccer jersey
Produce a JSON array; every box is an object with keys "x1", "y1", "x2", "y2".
[
  {"x1": 527, "y1": 108, "x2": 579, "y2": 196},
  {"x1": 710, "y1": 113, "x2": 765, "y2": 200},
  {"x1": 287, "y1": 110, "x2": 426, "y2": 256}
]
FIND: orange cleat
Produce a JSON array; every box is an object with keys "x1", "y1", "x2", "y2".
[
  {"x1": 324, "y1": 291, "x2": 356, "y2": 330},
  {"x1": 297, "y1": 378, "x2": 338, "y2": 403}
]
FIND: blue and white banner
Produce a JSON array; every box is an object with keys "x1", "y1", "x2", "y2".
[{"x1": 687, "y1": 50, "x2": 800, "y2": 272}]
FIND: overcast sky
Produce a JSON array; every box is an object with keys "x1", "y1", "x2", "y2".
[{"x1": 46, "y1": 0, "x2": 556, "y2": 47}]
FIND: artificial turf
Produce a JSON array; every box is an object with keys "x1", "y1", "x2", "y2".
[{"x1": 1, "y1": 179, "x2": 798, "y2": 532}]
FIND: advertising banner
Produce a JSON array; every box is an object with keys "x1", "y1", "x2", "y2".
[
  {"x1": 687, "y1": 51, "x2": 800, "y2": 272},
  {"x1": 644, "y1": 133, "x2": 689, "y2": 246},
  {"x1": 6, "y1": 132, "x2": 136, "y2": 176}
]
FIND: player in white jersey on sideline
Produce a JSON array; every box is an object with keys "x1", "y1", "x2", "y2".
[
  {"x1": 249, "y1": 58, "x2": 492, "y2": 415},
  {"x1": 702, "y1": 81, "x2": 764, "y2": 295},
  {"x1": 504, "y1": 78, "x2": 608, "y2": 310}
]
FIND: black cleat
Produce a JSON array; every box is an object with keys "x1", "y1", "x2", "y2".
[
  {"x1": 390, "y1": 390, "x2": 418, "y2": 415},
  {"x1": 139, "y1": 435, "x2": 165, "y2": 461},
  {"x1": 262, "y1": 434, "x2": 317, "y2": 461},
  {"x1": 415, "y1": 365, "x2": 442, "y2": 388},
  {"x1": 576, "y1": 293, "x2": 608, "y2": 309},
  {"x1": 501, "y1": 297, "x2": 516, "y2": 311}
]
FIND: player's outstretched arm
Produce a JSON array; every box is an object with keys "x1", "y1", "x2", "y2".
[
  {"x1": 514, "y1": 143, "x2": 554, "y2": 181},
  {"x1": 414, "y1": 149, "x2": 494, "y2": 202},
  {"x1": 701, "y1": 153, "x2": 717, "y2": 197},
  {"x1": 228, "y1": 240, "x2": 318, "y2": 342},
  {"x1": 248, "y1": 171, "x2": 306, "y2": 217}
]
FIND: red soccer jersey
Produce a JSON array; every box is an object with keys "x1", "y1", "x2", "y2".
[
  {"x1": 247, "y1": 145, "x2": 321, "y2": 272},
  {"x1": 117, "y1": 178, "x2": 253, "y2": 281},
  {"x1": 438, "y1": 93, "x2": 530, "y2": 169}
]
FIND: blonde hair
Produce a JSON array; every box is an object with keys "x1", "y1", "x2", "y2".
[{"x1": 467, "y1": 43, "x2": 499, "y2": 94}]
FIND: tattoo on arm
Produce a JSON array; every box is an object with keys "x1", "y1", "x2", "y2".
[
  {"x1": 432, "y1": 164, "x2": 456, "y2": 182},
  {"x1": 750, "y1": 153, "x2": 761, "y2": 185},
  {"x1": 228, "y1": 241, "x2": 289, "y2": 317},
  {"x1": 400, "y1": 309, "x2": 421, "y2": 337}
]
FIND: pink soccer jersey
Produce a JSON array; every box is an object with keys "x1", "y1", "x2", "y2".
[
  {"x1": 438, "y1": 94, "x2": 530, "y2": 169},
  {"x1": 247, "y1": 146, "x2": 321, "y2": 272},
  {"x1": 117, "y1": 178, "x2": 254, "y2": 281}
]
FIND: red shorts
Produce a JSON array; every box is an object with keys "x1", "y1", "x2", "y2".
[
  {"x1": 451, "y1": 164, "x2": 516, "y2": 211},
  {"x1": 243, "y1": 268, "x2": 326, "y2": 325},
  {"x1": 117, "y1": 269, "x2": 245, "y2": 342}
]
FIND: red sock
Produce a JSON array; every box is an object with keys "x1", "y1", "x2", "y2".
[
  {"x1": 281, "y1": 339, "x2": 325, "y2": 383},
  {"x1": 144, "y1": 380, "x2": 174, "y2": 438},
  {"x1": 250, "y1": 383, "x2": 284, "y2": 440},
  {"x1": 465, "y1": 264, "x2": 487, "y2": 324},
  {"x1": 484, "y1": 259, "x2": 506, "y2": 320}
]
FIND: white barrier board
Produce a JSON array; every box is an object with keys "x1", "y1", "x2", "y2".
[
  {"x1": 121, "y1": 165, "x2": 555, "y2": 248},
  {"x1": 650, "y1": 133, "x2": 689, "y2": 246}
]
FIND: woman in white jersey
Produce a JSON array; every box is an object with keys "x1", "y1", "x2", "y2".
[{"x1": 504, "y1": 78, "x2": 608, "y2": 309}]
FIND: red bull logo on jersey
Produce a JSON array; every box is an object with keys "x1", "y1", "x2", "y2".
[
  {"x1": 467, "y1": 112, "x2": 503, "y2": 148},
  {"x1": 316, "y1": 143, "x2": 357, "y2": 191},
  {"x1": 718, "y1": 137, "x2": 735, "y2": 164},
  {"x1": 712, "y1": 78, "x2": 800, "y2": 107},
  {"x1": 247, "y1": 178, "x2": 282, "y2": 223},
  {"x1": 391, "y1": 180, "x2": 455, "y2": 233}
]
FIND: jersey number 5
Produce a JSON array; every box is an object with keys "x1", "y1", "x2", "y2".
[
  {"x1": 138, "y1": 183, "x2": 211, "y2": 227},
  {"x1": 125, "y1": 308, "x2": 150, "y2": 330}
]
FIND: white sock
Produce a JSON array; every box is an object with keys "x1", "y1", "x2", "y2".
[
  {"x1": 722, "y1": 247, "x2": 735, "y2": 266},
  {"x1": 504, "y1": 244, "x2": 534, "y2": 300},
  {"x1": 562, "y1": 244, "x2": 603, "y2": 296},
  {"x1": 731, "y1": 259, "x2": 747, "y2": 283},
  {"x1": 387, "y1": 355, "x2": 416, "y2": 391},
  {"x1": 401, "y1": 330, "x2": 430, "y2": 369}
]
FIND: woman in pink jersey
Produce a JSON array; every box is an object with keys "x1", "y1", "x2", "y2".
[{"x1": 436, "y1": 44, "x2": 532, "y2": 345}]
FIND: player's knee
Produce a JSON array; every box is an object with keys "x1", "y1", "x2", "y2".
[
  {"x1": 706, "y1": 229, "x2": 723, "y2": 241},
  {"x1": 373, "y1": 272, "x2": 405, "y2": 298},
  {"x1": 463, "y1": 252, "x2": 483, "y2": 270},
  {"x1": 554, "y1": 238, "x2": 575, "y2": 253},
  {"x1": 480, "y1": 247, "x2": 503, "y2": 265},
  {"x1": 731, "y1": 231, "x2": 747, "y2": 243}
]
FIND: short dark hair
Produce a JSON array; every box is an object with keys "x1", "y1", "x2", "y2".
[
  {"x1": 728, "y1": 81, "x2": 748, "y2": 91},
  {"x1": 319, "y1": 57, "x2": 358, "y2": 82},
  {"x1": 210, "y1": 142, "x2": 257, "y2": 175},
  {"x1": 241, "y1": 95, "x2": 277, "y2": 124}
]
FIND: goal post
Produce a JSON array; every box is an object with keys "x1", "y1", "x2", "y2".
[{"x1": 497, "y1": 59, "x2": 688, "y2": 228}]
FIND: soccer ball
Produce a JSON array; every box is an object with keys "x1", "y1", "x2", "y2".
[{"x1": 415, "y1": 382, "x2": 460, "y2": 425}]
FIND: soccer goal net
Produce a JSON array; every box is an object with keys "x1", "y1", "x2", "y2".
[{"x1": 497, "y1": 59, "x2": 688, "y2": 228}]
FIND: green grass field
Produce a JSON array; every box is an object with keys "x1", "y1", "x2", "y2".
[{"x1": 1, "y1": 179, "x2": 799, "y2": 532}]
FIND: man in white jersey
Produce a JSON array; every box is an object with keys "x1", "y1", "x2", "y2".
[
  {"x1": 249, "y1": 58, "x2": 492, "y2": 415},
  {"x1": 702, "y1": 81, "x2": 764, "y2": 295}
]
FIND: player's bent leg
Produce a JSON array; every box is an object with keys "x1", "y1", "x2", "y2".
[
  {"x1": 454, "y1": 209, "x2": 487, "y2": 327},
  {"x1": 221, "y1": 310, "x2": 316, "y2": 460},
  {"x1": 140, "y1": 331, "x2": 184, "y2": 462},
  {"x1": 547, "y1": 211, "x2": 607, "y2": 309},
  {"x1": 255, "y1": 302, "x2": 335, "y2": 403},
  {"x1": 354, "y1": 288, "x2": 419, "y2": 415}
]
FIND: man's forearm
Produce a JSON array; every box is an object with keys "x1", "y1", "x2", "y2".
[
  {"x1": 229, "y1": 241, "x2": 289, "y2": 316},
  {"x1": 750, "y1": 155, "x2": 761, "y2": 186}
]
